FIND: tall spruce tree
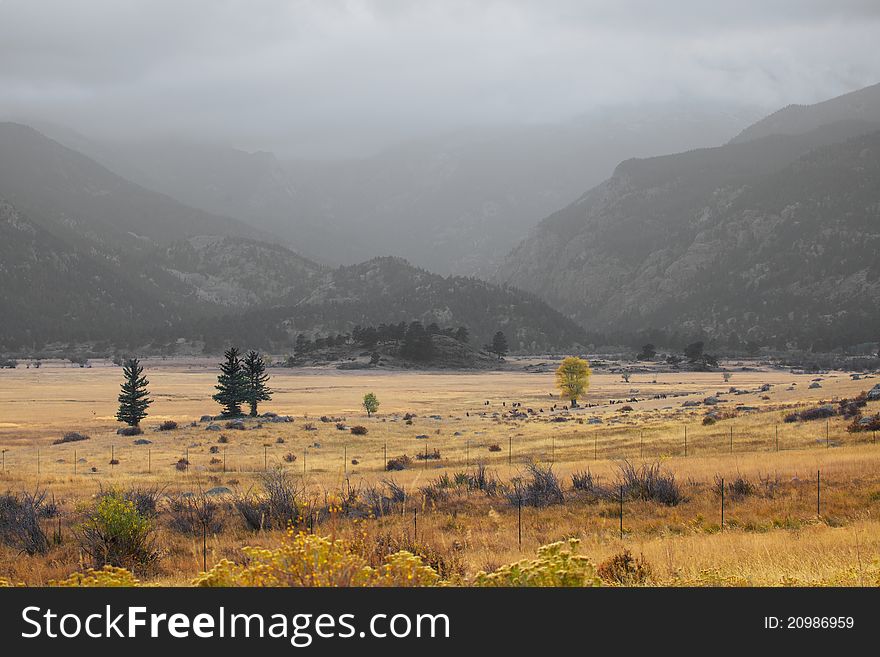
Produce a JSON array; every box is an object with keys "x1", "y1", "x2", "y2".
[
  {"x1": 116, "y1": 357, "x2": 152, "y2": 426},
  {"x1": 243, "y1": 350, "x2": 272, "y2": 417},
  {"x1": 213, "y1": 347, "x2": 247, "y2": 417},
  {"x1": 491, "y1": 331, "x2": 509, "y2": 359}
]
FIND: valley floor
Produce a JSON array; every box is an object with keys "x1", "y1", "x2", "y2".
[{"x1": 1, "y1": 360, "x2": 878, "y2": 586}]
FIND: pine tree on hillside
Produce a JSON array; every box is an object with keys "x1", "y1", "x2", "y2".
[
  {"x1": 243, "y1": 350, "x2": 272, "y2": 417},
  {"x1": 213, "y1": 347, "x2": 248, "y2": 417},
  {"x1": 401, "y1": 321, "x2": 434, "y2": 361},
  {"x1": 116, "y1": 357, "x2": 152, "y2": 427},
  {"x1": 491, "y1": 331, "x2": 509, "y2": 359}
]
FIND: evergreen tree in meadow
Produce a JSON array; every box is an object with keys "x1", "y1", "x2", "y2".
[
  {"x1": 116, "y1": 357, "x2": 152, "y2": 426},
  {"x1": 243, "y1": 349, "x2": 272, "y2": 417},
  {"x1": 213, "y1": 347, "x2": 248, "y2": 417},
  {"x1": 491, "y1": 331, "x2": 509, "y2": 359}
]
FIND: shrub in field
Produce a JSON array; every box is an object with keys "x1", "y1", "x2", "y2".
[
  {"x1": 386, "y1": 454, "x2": 412, "y2": 471},
  {"x1": 117, "y1": 426, "x2": 142, "y2": 436},
  {"x1": 218, "y1": 435, "x2": 229, "y2": 443},
  {"x1": 785, "y1": 405, "x2": 836, "y2": 423},
  {"x1": 158, "y1": 420, "x2": 178, "y2": 431},
  {"x1": 283, "y1": 452, "x2": 297, "y2": 463},
  {"x1": 507, "y1": 462, "x2": 564, "y2": 507},
  {"x1": 168, "y1": 492, "x2": 225, "y2": 535},
  {"x1": 97, "y1": 486, "x2": 162, "y2": 517},
  {"x1": 415, "y1": 448, "x2": 441, "y2": 460},
  {"x1": 234, "y1": 467, "x2": 302, "y2": 530},
  {"x1": 0, "y1": 490, "x2": 50, "y2": 555},
  {"x1": 367, "y1": 533, "x2": 464, "y2": 580},
  {"x1": 50, "y1": 566, "x2": 140, "y2": 587},
  {"x1": 457, "y1": 463, "x2": 501, "y2": 496},
  {"x1": 848, "y1": 414, "x2": 880, "y2": 432},
  {"x1": 77, "y1": 492, "x2": 160, "y2": 570},
  {"x1": 715, "y1": 474, "x2": 755, "y2": 501},
  {"x1": 350, "y1": 425, "x2": 368, "y2": 435},
  {"x1": 488, "y1": 443, "x2": 502, "y2": 452},
  {"x1": 194, "y1": 530, "x2": 438, "y2": 587},
  {"x1": 616, "y1": 461, "x2": 683, "y2": 506},
  {"x1": 472, "y1": 539, "x2": 600, "y2": 587},
  {"x1": 53, "y1": 431, "x2": 90, "y2": 445},
  {"x1": 597, "y1": 550, "x2": 652, "y2": 585},
  {"x1": 361, "y1": 479, "x2": 407, "y2": 516},
  {"x1": 570, "y1": 469, "x2": 607, "y2": 499}
]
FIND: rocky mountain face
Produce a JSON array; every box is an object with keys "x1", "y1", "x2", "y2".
[{"x1": 496, "y1": 84, "x2": 880, "y2": 350}]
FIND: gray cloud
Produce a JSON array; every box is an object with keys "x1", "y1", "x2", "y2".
[{"x1": 1, "y1": 0, "x2": 879, "y2": 156}]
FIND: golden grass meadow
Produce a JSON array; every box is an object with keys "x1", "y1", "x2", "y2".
[{"x1": 1, "y1": 359, "x2": 879, "y2": 587}]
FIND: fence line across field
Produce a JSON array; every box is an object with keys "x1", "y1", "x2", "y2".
[{"x1": 0, "y1": 421, "x2": 876, "y2": 480}]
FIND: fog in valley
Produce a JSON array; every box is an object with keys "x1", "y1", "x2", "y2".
[{"x1": 1, "y1": 1, "x2": 879, "y2": 354}]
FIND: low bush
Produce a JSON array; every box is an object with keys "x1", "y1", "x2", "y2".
[
  {"x1": 194, "y1": 531, "x2": 438, "y2": 587},
  {"x1": 50, "y1": 566, "x2": 140, "y2": 587},
  {"x1": 350, "y1": 425, "x2": 368, "y2": 436},
  {"x1": 0, "y1": 490, "x2": 50, "y2": 555},
  {"x1": 415, "y1": 448, "x2": 441, "y2": 461},
  {"x1": 168, "y1": 492, "x2": 225, "y2": 535},
  {"x1": 472, "y1": 539, "x2": 600, "y2": 587},
  {"x1": 597, "y1": 550, "x2": 652, "y2": 585},
  {"x1": 233, "y1": 467, "x2": 302, "y2": 531},
  {"x1": 617, "y1": 461, "x2": 683, "y2": 506},
  {"x1": 507, "y1": 462, "x2": 563, "y2": 507},
  {"x1": 77, "y1": 492, "x2": 160, "y2": 571},
  {"x1": 158, "y1": 420, "x2": 178, "y2": 431},
  {"x1": 488, "y1": 443, "x2": 502, "y2": 452},
  {"x1": 716, "y1": 474, "x2": 755, "y2": 501},
  {"x1": 386, "y1": 455, "x2": 412, "y2": 471},
  {"x1": 570, "y1": 469, "x2": 607, "y2": 499},
  {"x1": 53, "y1": 431, "x2": 90, "y2": 445}
]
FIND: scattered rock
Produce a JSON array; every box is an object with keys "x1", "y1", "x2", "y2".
[
  {"x1": 205, "y1": 424, "x2": 221, "y2": 431},
  {"x1": 808, "y1": 382, "x2": 822, "y2": 389},
  {"x1": 133, "y1": 439, "x2": 152, "y2": 445},
  {"x1": 199, "y1": 415, "x2": 213, "y2": 423},
  {"x1": 703, "y1": 397, "x2": 720, "y2": 405},
  {"x1": 205, "y1": 486, "x2": 232, "y2": 496}
]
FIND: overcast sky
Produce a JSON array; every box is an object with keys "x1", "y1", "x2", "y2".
[{"x1": 1, "y1": 0, "x2": 879, "y2": 157}]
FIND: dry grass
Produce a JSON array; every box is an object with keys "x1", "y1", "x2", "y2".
[{"x1": 0, "y1": 359, "x2": 878, "y2": 585}]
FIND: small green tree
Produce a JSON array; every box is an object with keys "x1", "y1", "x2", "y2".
[
  {"x1": 213, "y1": 347, "x2": 247, "y2": 417},
  {"x1": 491, "y1": 331, "x2": 509, "y2": 359},
  {"x1": 243, "y1": 350, "x2": 272, "y2": 417},
  {"x1": 116, "y1": 358, "x2": 152, "y2": 427},
  {"x1": 362, "y1": 392, "x2": 380, "y2": 417},
  {"x1": 555, "y1": 356, "x2": 592, "y2": 407}
]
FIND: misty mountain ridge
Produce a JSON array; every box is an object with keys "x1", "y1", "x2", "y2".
[
  {"x1": 33, "y1": 101, "x2": 763, "y2": 277},
  {"x1": 497, "y1": 82, "x2": 880, "y2": 350},
  {"x1": 0, "y1": 126, "x2": 582, "y2": 353}
]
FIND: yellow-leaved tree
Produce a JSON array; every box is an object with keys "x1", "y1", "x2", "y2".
[{"x1": 555, "y1": 356, "x2": 591, "y2": 407}]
